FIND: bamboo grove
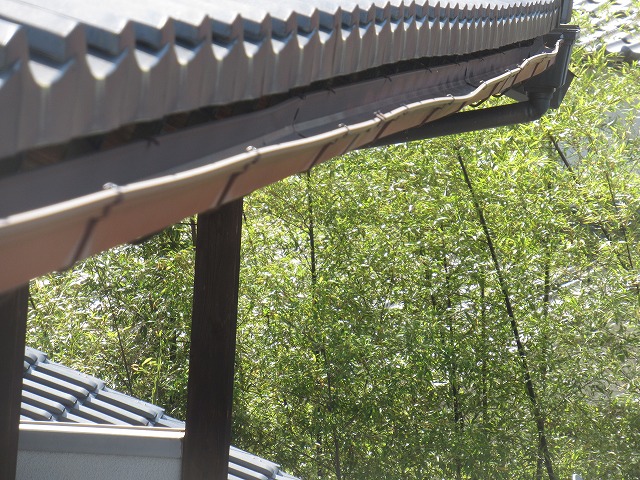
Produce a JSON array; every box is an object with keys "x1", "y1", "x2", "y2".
[{"x1": 27, "y1": 40, "x2": 640, "y2": 479}]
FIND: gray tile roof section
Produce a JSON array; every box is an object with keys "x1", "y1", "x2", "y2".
[
  {"x1": 574, "y1": 0, "x2": 640, "y2": 61},
  {"x1": 0, "y1": 0, "x2": 566, "y2": 158},
  {"x1": 21, "y1": 347, "x2": 299, "y2": 480},
  {"x1": 21, "y1": 346, "x2": 182, "y2": 427}
]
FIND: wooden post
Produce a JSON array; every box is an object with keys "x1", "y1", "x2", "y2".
[
  {"x1": 0, "y1": 285, "x2": 28, "y2": 480},
  {"x1": 182, "y1": 199, "x2": 243, "y2": 480}
]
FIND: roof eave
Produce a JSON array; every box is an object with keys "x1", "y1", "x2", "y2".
[{"x1": 0, "y1": 39, "x2": 565, "y2": 292}]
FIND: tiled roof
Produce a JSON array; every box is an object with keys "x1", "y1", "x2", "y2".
[
  {"x1": 21, "y1": 347, "x2": 182, "y2": 427},
  {"x1": 0, "y1": 0, "x2": 564, "y2": 159},
  {"x1": 21, "y1": 347, "x2": 298, "y2": 480},
  {"x1": 574, "y1": 0, "x2": 640, "y2": 61}
]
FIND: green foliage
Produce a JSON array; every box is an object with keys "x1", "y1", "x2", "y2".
[
  {"x1": 27, "y1": 43, "x2": 640, "y2": 479},
  {"x1": 28, "y1": 223, "x2": 195, "y2": 418},
  {"x1": 235, "y1": 46, "x2": 640, "y2": 479}
]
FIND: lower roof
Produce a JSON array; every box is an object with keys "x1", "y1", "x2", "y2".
[
  {"x1": 574, "y1": 0, "x2": 640, "y2": 61},
  {"x1": 20, "y1": 347, "x2": 298, "y2": 480}
]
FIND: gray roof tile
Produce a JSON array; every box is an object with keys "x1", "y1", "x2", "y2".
[
  {"x1": 35, "y1": 362, "x2": 104, "y2": 392},
  {"x1": 25, "y1": 348, "x2": 46, "y2": 365},
  {"x1": 230, "y1": 450, "x2": 280, "y2": 478},
  {"x1": 228, "y1": 462, "x2": 271, "y2": 480},
  {"x1": 21, "y1": 402, "x2": 54, "y2": 421},
  {"x1": 59, "y1": 411, "x2": 92, "y2": 424},
  {"x1": 82, "y1": 397, "x2": 152, "y2": 426},
  {"x1": 154, "y1": 416, "x2": 189, "y2": 428},
  {"x1": 20, "y1": 347, "x2": 299, "y2": 480},
  {"x1": 574, "y1": 0, "x2": 640, "y2": 61},
  {"x1": 95, "y1": 389, "x2": 164, "y2": 421},
  {"x1": 22, "y1": 378, "x2": 78, "y2": 408},
  {"x1": 0, "y1": 0, "x2": 564, "y2": 158},
  {"x1": 19, "y1": 347, "x2": 179, "y2": 427},
  {"x1": 68, "y1": 403, "x2": 132, "y2": 426},
  {"x1": 25, "y1": 369, "x2": 92, "y2": 400},
  {"x1": 22, "y1": 390, "x2": 66, "y2": 417}
]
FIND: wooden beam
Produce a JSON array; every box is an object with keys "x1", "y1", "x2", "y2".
[
  {"x1": 182, "y1": 199, "x2": 243, "y2": 480},
  {"x1": 0, "y1": 285, "x2": 28, "y2": 480}
]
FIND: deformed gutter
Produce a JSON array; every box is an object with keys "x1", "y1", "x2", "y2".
[
  {"x1": 365, "y1": 91, "x2": 555, "y2": 147},
  {"x1": 364, "y1": 26, "x2": 579, "y2": 148}
]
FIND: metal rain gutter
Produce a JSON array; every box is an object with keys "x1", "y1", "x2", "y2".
[
  {"x1": 0, "y1": 40, "x2": 562, "y2": 293},
  {"x1": 364, "y1": 25, "x2": 579, "y2": 148}
]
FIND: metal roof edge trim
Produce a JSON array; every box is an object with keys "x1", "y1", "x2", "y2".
[
  {"x1": 0, "y1": 40, "x2": 561, "y2": 292},
  {"x1": 19, "y1": 423, "x2": 184, "y2": 459},
  {"x1": 0, "y1": 0, "x2": 564, "y2": 158}
]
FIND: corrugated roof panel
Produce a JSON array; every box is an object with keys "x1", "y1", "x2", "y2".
[
  {"x1": 0, "y1": 36, "x2": 567, "y2": 293},
  {"x1": 0, "y1": 0, "x2": 564, "y2": 158},
  {"x1": 0, "y1": 0, "x2": 83, "y2": 63}
]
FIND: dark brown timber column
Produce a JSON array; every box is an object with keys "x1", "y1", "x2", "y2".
[
  {"x1": 0, "y1": 285, "x2": 28, "y2": 480},
  {"x1": 182, "y1": 198, "x2": 243, "y2": 480}
]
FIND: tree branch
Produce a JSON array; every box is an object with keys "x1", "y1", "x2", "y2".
[{"x1": 457, "y1": 151, "x2": 556, "y2": 480}]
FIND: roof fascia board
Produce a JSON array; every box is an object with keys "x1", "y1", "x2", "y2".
[
  {"x1": 19, "y1": 422, "x2": 287, "y2": 477},
  {"x1": 19, "y1": 423, "x2": 183, "y2": 458}
]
